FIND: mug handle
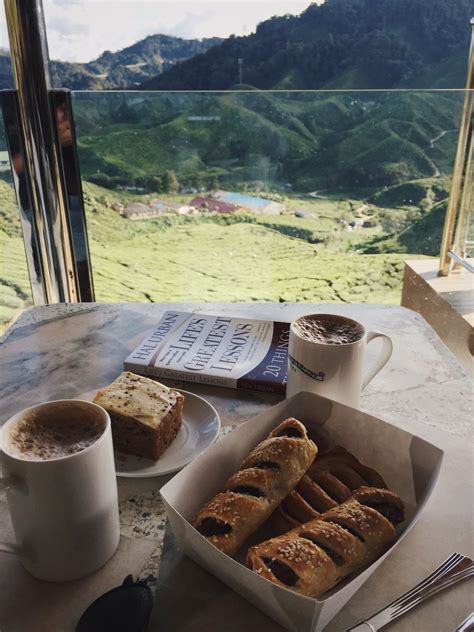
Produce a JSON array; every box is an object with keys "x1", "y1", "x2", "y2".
[
  {"x1": 0, "y1": 475, "x2": 21, "y2": 555},
  {"x1": 362, "y1": 331, "x2": 393, "y2": 390}
]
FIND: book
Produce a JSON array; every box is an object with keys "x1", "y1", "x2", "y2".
[{"x1": 124, "y1": 311, "x2": 289, "y2": 394}]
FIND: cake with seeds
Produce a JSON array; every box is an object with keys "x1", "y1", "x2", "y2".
[{"x1": 93, "y1": 371, "x2": 184, "y2": 460}]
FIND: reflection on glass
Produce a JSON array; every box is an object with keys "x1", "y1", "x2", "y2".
[
  {"x1": 68, "y1": 89, "x2": 465, "y2": 306},
  {"x1": 453, "y1": 138, "x2": 473, "y2": 263},
  {"x1": 0, "y1": 107, "x2": 33, "y2": 332}
]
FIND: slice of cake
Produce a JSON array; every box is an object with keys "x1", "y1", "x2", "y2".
[{"x1": 93, "y1": 371, "x2": 184, "y2": 460}]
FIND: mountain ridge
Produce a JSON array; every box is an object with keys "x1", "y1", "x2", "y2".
[
  {"x1": 140, "y1": 0, "x2": 471, "y2": 90},
  {"x1": 1, "y1": 0, "x2": 471, "y2": 92},
  {"x1": 0, "y1": 33, "x2": 222, "y2": 90}
]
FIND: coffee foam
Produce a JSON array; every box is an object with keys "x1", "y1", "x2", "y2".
[
  {"x1": 7, "y1": 402, "x2": 105, "y2": 461},
  {"x1": 293, "y1": 315, "x2": 364, "y2": 345}
]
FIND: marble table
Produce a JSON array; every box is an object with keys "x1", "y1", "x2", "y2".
[{"x1": 0, "y1": 302, "x2": 472, "y2": 632}]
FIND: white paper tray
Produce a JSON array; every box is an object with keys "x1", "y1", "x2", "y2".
[{"x1": 160, "y1": 391, "x2": 443, "y2": 632}]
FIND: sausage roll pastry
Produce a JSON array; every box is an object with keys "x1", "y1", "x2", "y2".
[
  {"x1": 247, "y1": 487, "x2": 404, "y2": 598},
  {"x1": 278, "y1": 446, "x2": 387, "y2": 529},
  {"x1": 193, "y1": 418, "x2": 317, "y2": 556}
]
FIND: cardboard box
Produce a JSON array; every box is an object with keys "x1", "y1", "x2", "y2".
[{"x1": 160, "y1": 391, "x2": 443, "y2": 632}]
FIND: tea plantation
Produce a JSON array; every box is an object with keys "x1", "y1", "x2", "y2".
[{"x1": 0, "y1": 179, "x2": 440, "y2": 332}]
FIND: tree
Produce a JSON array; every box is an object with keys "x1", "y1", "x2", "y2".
[
  {"x1": 89, "y1": 173, "x2": 112, "y2": 188},
  {"x1": 148, "y1": 175, "x2": 165, "y2": 193},
  {"x1": 162, "y1": 170, "x2": 179, "y2": 193},
  {"x1": 209, "y1": 174, "x2": 220, "y2": 191},
  {"x1": 191, "y1": 172, "x2": 204, "y2": 190}
]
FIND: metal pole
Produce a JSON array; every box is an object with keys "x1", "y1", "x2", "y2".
[
  {"x1": 452, "y1": 131, "x2": 473, "y2": 263},
  {"x1": 3, "y1": 0, "x2": 94, "y2": 303},
  {"x1": 439, "y1": 18, "x2": 474, "y2": 276},
  {"x1": 447, "y1": 249, "x2": 474, "y2": 273}
]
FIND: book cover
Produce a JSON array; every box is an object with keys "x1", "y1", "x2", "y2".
[{"x1": 124, "y1": 311, "x2": 289, "y2": 394}]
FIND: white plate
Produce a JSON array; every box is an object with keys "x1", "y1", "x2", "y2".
[{"x1": 75, "y1": 389, "x2": 220, "y2": 478}]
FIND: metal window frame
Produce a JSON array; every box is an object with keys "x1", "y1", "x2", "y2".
[
  {"x1": 439, "y1": 19, "x2": 474, "y2": 276},
  {"x1": 2, "y1": 0, "x2": 94, "y2": 304}
]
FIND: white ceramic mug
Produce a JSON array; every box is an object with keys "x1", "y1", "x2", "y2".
[
  {"x1": 287, "y1": 313, "x2": 393, "y2": 407},
  {"x1": 0, "y1": 400, "x2": 120, "y2": 581}
]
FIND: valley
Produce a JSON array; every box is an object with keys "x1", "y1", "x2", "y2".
[{"x1": 0, "y1": 175, "x2": 444, "y2": 331}]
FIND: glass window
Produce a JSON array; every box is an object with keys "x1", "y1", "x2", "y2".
[
  {"x1": 70, "y1": 88, "x2": 464, "y2": 306},
  {"x1": 0, "y1": 1, "x2": 471, "y2": 319}
]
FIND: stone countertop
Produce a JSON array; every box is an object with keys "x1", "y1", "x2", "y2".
[{"x1": 0, "y1": 303, "x2": 472, "y2": 632}]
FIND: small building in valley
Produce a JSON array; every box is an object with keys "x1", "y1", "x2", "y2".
[
  {"x1": 122, "y1": 199, "x2": 194, "y2": 219},
  {"x1": 149, "y1": 199, "x2": 166, "y2": 214},
  {"x1": 165, "y1": 202, "x2": 194, "y2": 215},
  {"x1": 214, "y1": 191, "x2": 285, "y2": 215},
  {"x1": 187, "y1": 116, "x2": 221, "y2": 122},
  {"x1": 294, "y1": 209, "x2": 314, "y2": 219},
  {"x1": 190, "y1": 196, "x2": 239, "y2": 214},
  {"x1": 123, "y1": 202, "x2": 151, "y2": 219},
  {"x1": 111, "y1": 202, "x2": 125, "y2": 214}
]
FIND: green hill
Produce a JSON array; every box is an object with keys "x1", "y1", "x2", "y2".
[
  {"x1": 0, "y1": 176, "x2": 22, "y2": 237},
  {"x1": 368, "y1": 177, "x2": 450, "y2": 209},
  {"x1": 2, "y1": 178, "x2": 439, "y2": 330},
  {"x1": 144, "y1": 0, "x2": 471, "y2": 90},
  {"x1": 402, "y1": 51, "x2": 469, "y2": 89},
  {"x1": 363, "y1": 199, "x2": 448, "y2": 256},
  {"x1": 356, "y1": 176, "x2": 451, "y2": 256},
  {"x1": 0, "y1": 180, "x2": 32, "y2": 327},
  {"x1": 73, "y1": 89, "x2": 460, "y2": 192}
]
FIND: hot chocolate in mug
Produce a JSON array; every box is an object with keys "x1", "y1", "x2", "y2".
[
  {"x1": 287, "y1": 313, "x2": 393, "y2": 407},
  {"x1": 0, "y1": 399, "x2": 120, "y2": 581}
]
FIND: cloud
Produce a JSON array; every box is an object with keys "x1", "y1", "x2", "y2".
[
  {"x1": 167, "y1": 8, "x2": 217, "y2": 39},
  {"x1": 4, "y1": 1, "x2": 315, "y2": 63},
  {"x1": 43, "y1": 1, "x2": 91, "y2": 60},
  {"x1": 51, "y1": 0, "x2": 84, "y2": 5}
]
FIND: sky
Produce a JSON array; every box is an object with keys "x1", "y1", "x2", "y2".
[{"x1": 1, "y1": 0, "x2": 316, "y2": 63}]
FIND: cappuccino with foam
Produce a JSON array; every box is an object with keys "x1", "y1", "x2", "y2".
[
  {"x1": 287, "y1": 312, "x2": 393, "y2": 405},
  {"x1": 293, "y1": 314, "x2": 364, "y2": 345},
  {"x1": 8, "y1": 401, "x2": 105, "y2": 460}
]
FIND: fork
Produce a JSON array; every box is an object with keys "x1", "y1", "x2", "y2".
[{"x1": 346, "y1": 552, "x2": 474, "y2": 631}]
